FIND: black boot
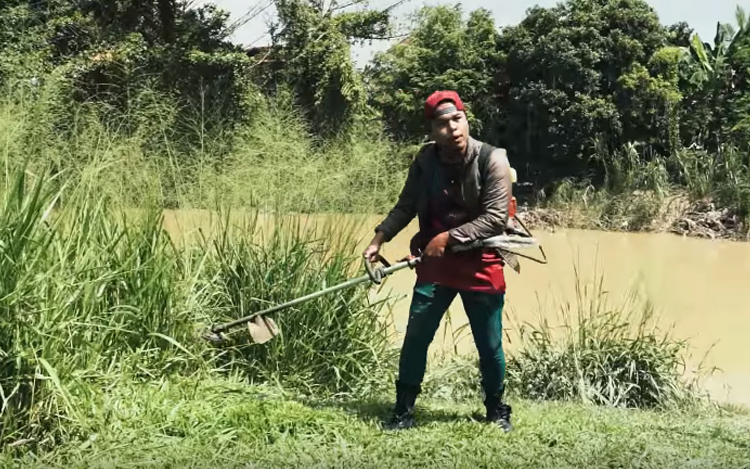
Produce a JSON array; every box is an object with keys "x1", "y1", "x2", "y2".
[
  {"x1": 383, "y1": 381, "x2": 421, "y2": 430},
  {"x1": 484, "y1": 389, "x2": 513, "y2": 432}
]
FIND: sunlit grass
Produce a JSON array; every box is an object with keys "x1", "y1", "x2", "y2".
[{"x1": 0, "y1": 161, "x2": 396, "y2": 448}]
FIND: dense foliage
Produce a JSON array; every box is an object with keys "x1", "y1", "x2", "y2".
[
  {"x1": 2, "y1": 0, "x2": 748, "y2": 186},
  {"x1": 0, "y1": 0, "x2": 255, "y2": 147},
  {"x1": 366, "y1": 1, "x2": 749, "y2": 185}
]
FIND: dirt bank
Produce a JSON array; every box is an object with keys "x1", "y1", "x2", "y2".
[{"x1": 518, "y1": 196, "x2": 749, "y2": 241}]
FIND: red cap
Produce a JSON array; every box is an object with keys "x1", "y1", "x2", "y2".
[{"x1": 424, "y1": 90, "x2": 464, "y2": 120}]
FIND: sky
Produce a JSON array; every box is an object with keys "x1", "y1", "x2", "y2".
[{"x1": 194, "y1": 0, "x2": 743, "y2": 67}]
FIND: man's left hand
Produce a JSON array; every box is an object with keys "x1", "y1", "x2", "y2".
[{"x1": 424, "y1": 231, "x2": 451, "y2": 257}]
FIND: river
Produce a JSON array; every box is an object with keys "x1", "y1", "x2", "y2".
[{"x1": 162, "y1": 210, "x2": 750, "y2": 407}]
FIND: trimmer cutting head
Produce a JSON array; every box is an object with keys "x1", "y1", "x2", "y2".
[
  {"x1": 202, "y1": 330, "x2": 226, "y2": 343},
  {"x1": 201, "y1": 315, "x2": 280, "y2": 345}
]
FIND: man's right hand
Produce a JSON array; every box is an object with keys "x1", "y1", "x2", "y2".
[
  {"x1": 363, "y1": 243, "x2": 381, "y2": 263},
  {"x1": 363, "y1": 231, "x2": 386, "y2": 262}
]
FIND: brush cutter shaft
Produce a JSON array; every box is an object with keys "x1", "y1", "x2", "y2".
[
  {"x1": 204, "y1": 230, "x2": 543, "y2": 339},
  {"x1": 209, "y1": 256, "x2": 420, "y2": 334}
]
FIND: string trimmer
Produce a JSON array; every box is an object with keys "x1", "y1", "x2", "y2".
[{"x1": 201, "y1": 227, "x2": 545, "y2": 345}]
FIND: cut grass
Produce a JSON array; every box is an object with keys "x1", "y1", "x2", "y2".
[{"x1": 2, "y1": 374, "x2": 748, "y2": 469}]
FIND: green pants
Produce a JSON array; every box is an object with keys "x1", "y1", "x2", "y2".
[{"x1": 398, "y1": 282, "x2": 506, "y2": 396}]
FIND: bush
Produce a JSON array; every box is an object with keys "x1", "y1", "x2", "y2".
[
  {"x1": 506, "y1": 267, "x2": 706, "y2": 409},
  {"x1": 196, "y1": 212, "x2": 398, "y2": 395},
  {"x1": 420, "y1": 267, "x2": 707, "y2": 410}
]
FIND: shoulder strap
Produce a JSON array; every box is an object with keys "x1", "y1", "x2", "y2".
[{"x1": 478, "y1": 142, "x2": 495, "y2": 185}]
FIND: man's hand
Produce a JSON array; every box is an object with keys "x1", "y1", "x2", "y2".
[
  {"x1": 424, "y1": 231, "x2": 451, "y2": 257},
  {"x1": 363, "y1": 231, "x2": 386, "y2": 262},
  {"x1": 363, "y1": 243, "x2": 381, "y2": 263}
]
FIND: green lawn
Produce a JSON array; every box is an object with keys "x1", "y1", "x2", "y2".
[{"x1": 5, "y1": 375, "x2": 749, "y2": 469}]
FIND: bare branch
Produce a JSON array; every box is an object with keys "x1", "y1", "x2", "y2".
[
  {"x1": 352, "y1": 32, "x2": 408, "y2": 41},
  {"x1": 222, "y1": 0, "x2": 274, "y2": 39},
  {"x1": 332, "y1": 0, "x2": 411, "y2": 13},
  {"x1": 331, "y1": 0, "x2": 369, "y2": 12},
  {"x1": 382, "y1": 0, "x2": 411, "y2": 13}
]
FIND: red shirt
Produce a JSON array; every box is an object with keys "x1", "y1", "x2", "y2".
[
  {"x1": 412, "y1": 164, "x2": 506, "y2": 294},
  {"x1": 415, "y1": 251, "x2": 506, "y2": 293}
]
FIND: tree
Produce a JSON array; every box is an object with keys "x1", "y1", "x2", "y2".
[
  {"x1": 0, "y1": 1, "x2": 253, "y2": 142},
  {"x1": 496, "y1": 0, "x2": 674, "y2": 182},
  {"x1": 365, "y1": 0, "x2": 683, "y2": 184},
  {"x1": 720, "y1": 6, "x2": 750, "y2": 146},
  {"x1": 266, "y1": 0, "x2": 395, "y2": 138},
  {"x1": 364, "y1": 5, "x2": 504, "y2": 142},
  {"x1": 678, "y1": 6, "x2": 750, "y2": 149}
]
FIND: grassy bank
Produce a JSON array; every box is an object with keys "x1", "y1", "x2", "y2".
[
  {"x1": 0, "y1": 161, "x2": 397, "y2": 448},
  {"x1": 2, "y1": 86, "x2": 750, "y2": 465},
  {"x1": 2, "y1": 374, "x2": 749, "y2": 469},
  {"x1": 1, "y1": 155, "x2": 748, "y2": 464},
  {"x1": 523, "y1": 143, "x2": 750, "y2": 240}
]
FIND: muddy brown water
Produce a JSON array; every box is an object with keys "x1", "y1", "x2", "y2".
[{"x1": 162, "y1": 210, "x2": 750, "y2": 407}]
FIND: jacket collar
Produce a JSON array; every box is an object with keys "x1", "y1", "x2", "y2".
[
  {"x1": 431, "y1": 136, "x2": 481, "y2": 167},
  {"x1": 464, "y1": 137, "x2": 481, "y2": 166}
]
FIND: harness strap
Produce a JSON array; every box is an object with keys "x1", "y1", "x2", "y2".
[
  {"x1": 478, "y1": 142, "x2": 494, "y2": 188},
  {"x1": 475, "y1": 143, "x2": 548, "y2": 271}
]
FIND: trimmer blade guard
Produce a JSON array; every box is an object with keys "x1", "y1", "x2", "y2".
[{"x1": 247, "y1": 315, "x2": 280, "y2": 344}]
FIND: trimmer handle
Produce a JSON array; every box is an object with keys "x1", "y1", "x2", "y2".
[{"x1": 364, "y1": 254, "x2": 392, "y2": 284}]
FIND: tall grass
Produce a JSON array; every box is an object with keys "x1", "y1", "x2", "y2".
[
  {"x1": 196, "y1": 213, "x2": 398, "y2": 395},
  {"x1": 0, "y1": 83, "x2": 411, "y2": 215},
  {"x1": 0, "y1": 82, "x2": 407, "y2": 448},
  {"x1": 671, "y1": 144, "x2": 750, "y2": 218},
  {"x1": 0, "y1": 161, "x2": 396, "y2": 448},
  {"x1": 505, "y1": 266, "x2": 706, "y2": 410},
  {"x1": 420, "y1": 267, "x2": 707, "y2": 410},
  {"x1": 542, "y1": 141, "x2": 750, "y2": 235}
]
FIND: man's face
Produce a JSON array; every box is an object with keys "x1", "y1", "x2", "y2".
[{"x1": 430, "y1": 101, "x2": 469, "y2": 155}]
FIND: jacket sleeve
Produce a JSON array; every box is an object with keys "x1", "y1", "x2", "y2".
[
  {"x1": 374, "y1": 154, "x2": 422, "y2": 242},
  {"x1": 448, "y1": 148, "x2": 512, "y2": 244}
]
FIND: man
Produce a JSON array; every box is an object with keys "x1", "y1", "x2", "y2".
[{"x1": 363, "y1": 90, "x2": 514, "y2": 432}]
